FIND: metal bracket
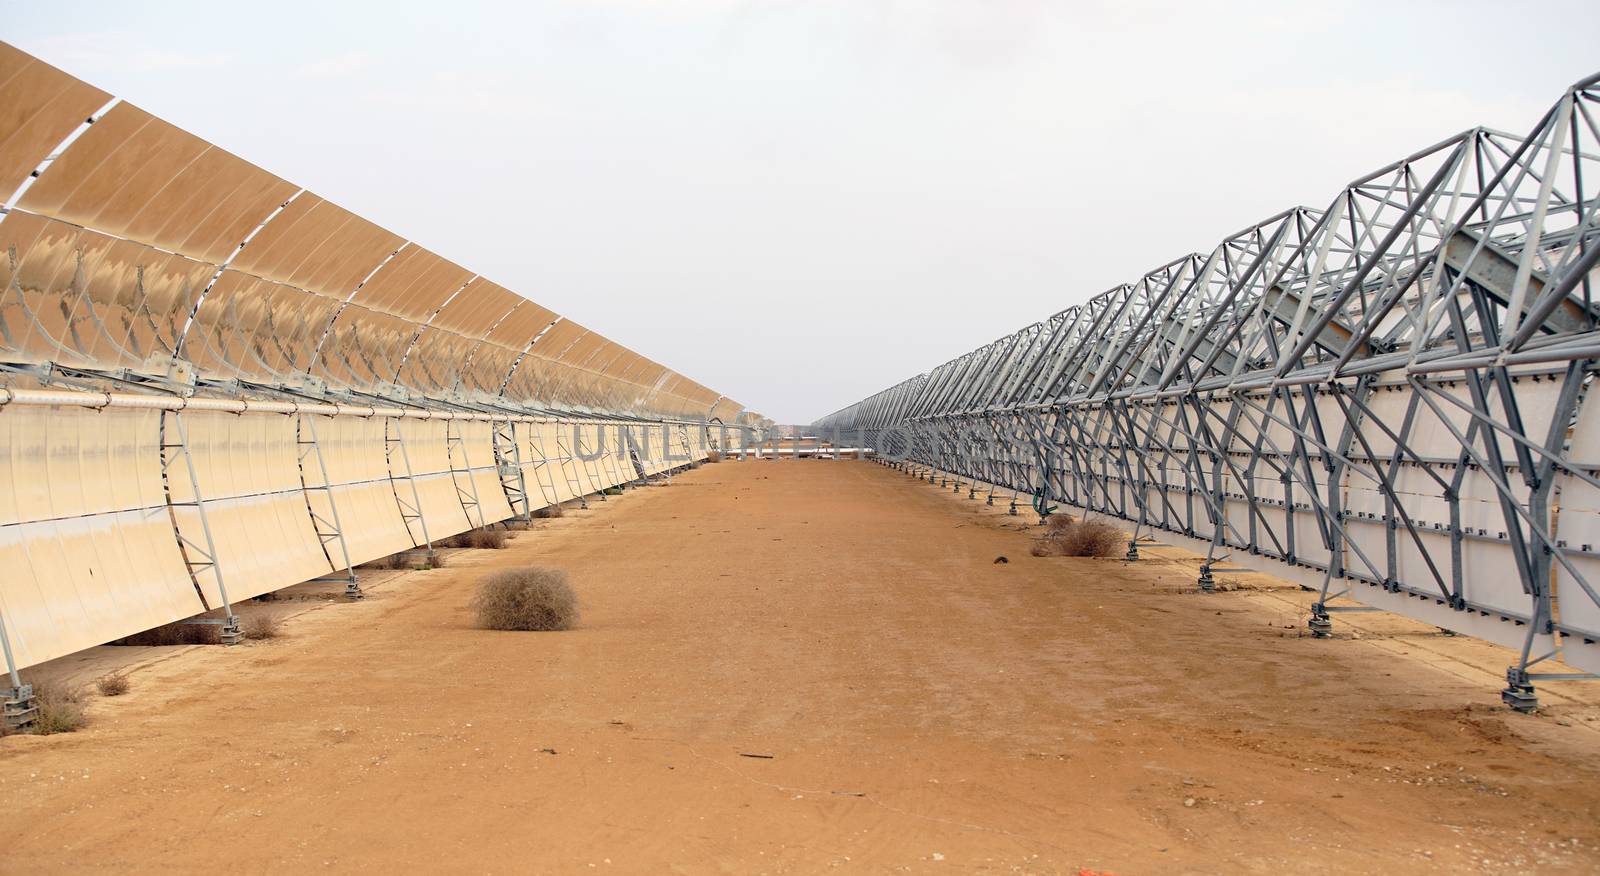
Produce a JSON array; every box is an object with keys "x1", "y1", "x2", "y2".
[
  {"x1": 1308, "y1": 602, "x2": 1333, "y2": 638},
  {"x1": 2, "y1": 683, "x2": 37, "y2": 732},
  {"x1": 1501, "y1": 666, "x2": 1538, "y2": 713}
]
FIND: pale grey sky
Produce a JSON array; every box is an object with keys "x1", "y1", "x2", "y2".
[{"x1": 6, "y1": 1, "x2": 1599, "y2": 421}]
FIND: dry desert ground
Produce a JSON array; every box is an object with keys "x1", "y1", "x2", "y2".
[{"x1": 3, "y1": 460, "x2": 1599, "y2": 873}]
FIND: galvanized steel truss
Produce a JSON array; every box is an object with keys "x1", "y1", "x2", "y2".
[{"x1": 815, "y1": 73, "x2": 1600, "y2": 710}]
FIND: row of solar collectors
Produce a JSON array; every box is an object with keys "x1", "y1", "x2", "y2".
[
  {"x1": 0, "y1": 43, "x2": 752, "y2": 425},
  {"x1": 0, "y1": 41, "x2": 759, "y2": 671},
  {"x1": 0, "y1": 403, "x2": 738, "y2": 670}
]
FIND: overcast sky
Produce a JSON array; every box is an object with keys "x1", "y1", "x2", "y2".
[{"x1": 7, "y1": 1, "x2": 1599, "y2": 422}]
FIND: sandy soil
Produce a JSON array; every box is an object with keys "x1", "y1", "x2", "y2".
[{"x1": 3, "y1": 460, "x2": 1599, "y2": 874}]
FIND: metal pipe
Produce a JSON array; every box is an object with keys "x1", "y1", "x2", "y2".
[{"x1": 0, "y1": 386, "x2": 717, "y2": 427}]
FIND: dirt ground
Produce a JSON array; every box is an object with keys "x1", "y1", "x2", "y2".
[{"x1": 3, "y1": 460, "x2": 1599, "y2": 874}]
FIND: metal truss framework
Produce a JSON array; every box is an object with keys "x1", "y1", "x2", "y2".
[{"x1": 816, "y1": 73, "x2": 1600, "y2": 710}]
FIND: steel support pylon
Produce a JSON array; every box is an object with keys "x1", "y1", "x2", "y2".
[{"x1": 296, "y1": 414, "x2": 362, "y2": 598}]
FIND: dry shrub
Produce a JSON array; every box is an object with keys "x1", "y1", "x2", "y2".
[
  {"x1": 96, "y1": 674, "x2": 130, "y2": 697},
  {"x1": 535, "y1": 504, "x2": 564, "y2": 519},
  {"x1": 1032, "y1": 517, "x2": 1124, "y2": 558},
  {"x1": 111, "y1": 621, "x2": 221, "y2": 647},
  {"x1": 32, "y1": 682, "x2": 86, "y2": 735},
  {"x1": 1078, "y1": 523, "x2": 1127, "y2": 556},
  {"x1": 242, "y1": 613, "x2": 280, "y2": 640},
  {"x1": 468, "y1": 528, "x2": 507, "y2": 550},
  {"x1": 440, "y1": 528, "x2": 507, "y2": 549},
  {"x1": 1060, "y1": 521, "x2": 1126, "y2": 557},
  {"x1": 371, "y1": 552, "x2": 413, "y2": 570},
  {"x1": 1031, "y1": 514, "x2": 1075, "y2": 556},
  {"x1": 706, "y1": 451, "x2": 723, "y2": 463},
  {"x1": 472, "y1": 567, "x2": 578, "y2": 631},
  {"x1": 381, "y1": 550, "x2": 449, "y2": 569}
]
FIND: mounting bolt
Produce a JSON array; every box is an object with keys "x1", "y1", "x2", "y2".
[
  {"x1": 1197, "y1": 563, "x2": 1216, "y2": 592},
  {"x1": 1008, "y1": 501, "x2": 1019, "y2": 516},
  {"x1": 986, "y1": 494, "x2": 994, "y2": 506},
  {"x1": 220, "y1": 615, "x2": 244, "y2": 646},
  {"x1": 1125, "y1": 540, "x2": 1140, "y2": 561},
  {"x1": 345, "y1": 581, "x2": 364, "y2": 600}
]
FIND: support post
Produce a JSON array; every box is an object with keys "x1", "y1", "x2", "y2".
[
  {"x1": 297, "y1": 414, "x2": 362, "y2": 599},
  {"x1": 491, "y1": 420, "x2": 533, "y2": 523},
  {"x1": 446, "y1": 419, "x2": 487, "y2": 529},
  {"x1": 163, "y1": 411, "x2": 243, "y2": 644},
  {"x1": 385, "y1": 417, "x2": 436, "y2": 561},
  {"x1": 0, "y1": 609, "x2": 35, "y2": 731}
]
